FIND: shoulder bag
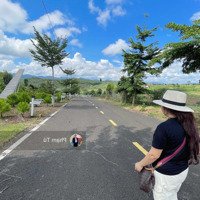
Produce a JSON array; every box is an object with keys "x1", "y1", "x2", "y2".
[{"x1": 139, "y1": 137, "x2": 186, "y2": 193}]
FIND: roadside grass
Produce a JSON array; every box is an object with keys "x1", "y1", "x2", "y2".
[
  {"x1": 0, "y1": 101, "x2": 68, "y2": 148},
  {"x1": 98, "y1": 97, "x2": 200, "y2": 132}
]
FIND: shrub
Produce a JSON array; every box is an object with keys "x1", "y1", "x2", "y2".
[
  {"x1": 17, "y1": 92, "x2": 31, "y2": 103},
  {"x1": 56, "y1": 92, "x2": 61, "y2": 102},
  {"x1": 35, "y1": 92, "x2": 49, "y2": 99},
  {"x1": 44, "y1": 95, "x2": 52, "y2": 105},
  {"x1": 17, "y1": 102, "x2": 30, "y2": 117},
  {"x1": 7, "y1": 93, "x2": 19, "y2": 107},
  {"x1": 0, "y1": 99, "x2": 11, "y2": 118},
  {"x1": 96, "y1": 88, "x2": 102, "y2": 96},
  {"x1": 90, "y1": 90, "x2": 96, "y2": 96},
  {"x1": 106, "y1": 83, "x2": 115, "y2": 96},
  {"x1": 151, "y1": 89, "x2": 166, "y2": 101}
]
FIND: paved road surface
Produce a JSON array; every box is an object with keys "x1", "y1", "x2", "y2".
[{"x1": 0, "y1": 97, "x2": 199, "y2": 200}]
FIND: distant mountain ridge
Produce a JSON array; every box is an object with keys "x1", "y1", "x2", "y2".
[
  {"x1": 21, "y1": 74, "x2": 116, "y2": 82},
  {"x1": 22, "y1": 74, "x2": 61, "y2": 79}
]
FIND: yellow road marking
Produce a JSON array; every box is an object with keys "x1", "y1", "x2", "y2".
[
  {"x1": 132, "y1": 142, "x2": 148, "y2": 155},
  {"x1": 100, "y1": 111, "x2": 104, "y2": 114},
  {"x1": 109, "y1": 119, "x2": 117, "y2": 127}
]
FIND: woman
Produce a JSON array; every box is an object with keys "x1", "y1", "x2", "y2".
[{"x1": 135, "y1": 90, "x2": 199, "y2": 200}]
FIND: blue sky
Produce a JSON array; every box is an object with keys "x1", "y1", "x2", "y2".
[{"x1": 0, "y1": 0, "x2": 200, "y2": 83}]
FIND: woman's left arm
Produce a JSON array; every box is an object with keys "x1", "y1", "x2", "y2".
[{"x1": 135, "y1": 147, "x2": 163, "y2": 172}]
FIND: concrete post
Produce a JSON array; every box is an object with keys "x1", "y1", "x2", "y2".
[{"x1": 31, "y1": 97, "x2": 34, "y2": 117}]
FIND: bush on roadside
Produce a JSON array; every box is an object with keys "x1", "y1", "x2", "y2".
[
  {"x1": 89, "y1": 90, "x2": 96, "y2": 96},
  {"x1": 0, "y1": 99, "x2": 11, "y2": 118},
  {"x1": 151, "y1": 89, "x2": 166, "y2": 102},
  {"x1": 17, "y1": 102, "x2": 30, "y2": 117},
  {"x1": 35, "y1": 92, "x2": 49, "y2": 99},
  {"x1": 56, "y1": 92, "x2": 61, "y2": 102},
  {"x1": 17, "y1": 92, "x2": 31, "y2": 103},
  {"x1": 7, "y1": 93, "x2": 19, "y2": 107},
  {"x1": 96, "y1": 88, "x2": 102, "y2": 96},
  {"x1": 44, "y1": 95, "x2": 52, "y2": 105}
]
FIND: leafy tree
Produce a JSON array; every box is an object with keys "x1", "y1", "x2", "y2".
[
  {"x1": 151, "y1": 20, "x2": 200, "y2": 73},
  {"x1": 0, "y1": 75, "x2": 5, "y2": 93},
  {"x1": 29, "y1": 27, "x2": 69, "y2": 105},
  {"x1": 0, "y1": 99, "x2": 11, "y2": 118},
  {"x1": 24, "y1": 79, "x2": 29, "y2": 87},
  {"x1": 62, "y1": 79, "x2": 80, "y2": 95},
  {"x1": 17, "y1": 102, "x2": 30, "y2": 117},
  {"x1": 3, "y1": 71, "x2": 13, "y2": 85},
  {"x1": 39, "y1": 80, "x2": 54, "y2": 94},
  {"x1": 122, "y1": 26, "x2": 160, "y2": 105},
  {"x1": 106, "y1": 83, "x2": 115, "y2": 96},
  {"x1": 29, "y1": 84, "x2": 37, "y2": 90},
  {"x1": 7, "y1": 93, "x2": 19, "y2": 107}
]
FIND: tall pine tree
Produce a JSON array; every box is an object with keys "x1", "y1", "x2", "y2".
[{"x1": 122, "y1": 26, "x2": 160, "y2": 105}]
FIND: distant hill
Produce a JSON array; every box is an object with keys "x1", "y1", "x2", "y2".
[
  {"x1": 19, "y1": 75, "x2": 117, "y2": 92},
  {"x1": 22, "y1": 74, "x2": 62, "y2": 79}
]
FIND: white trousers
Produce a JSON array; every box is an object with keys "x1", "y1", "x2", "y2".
[{"x1": 153, "y1": 168, "x2": 188, "y2": 200}]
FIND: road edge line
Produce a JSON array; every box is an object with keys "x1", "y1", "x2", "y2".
[{"x1": 0, "y1": 102, "x2": 68, "y2": 161}]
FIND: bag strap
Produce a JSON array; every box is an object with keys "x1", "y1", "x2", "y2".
[{"x1": 154, "y1": 137, "x2": 186, "y2": 169}]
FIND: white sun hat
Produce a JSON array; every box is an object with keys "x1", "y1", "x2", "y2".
[{"x1": 153, "y1": 90, "x2": 194, "y2": 112}]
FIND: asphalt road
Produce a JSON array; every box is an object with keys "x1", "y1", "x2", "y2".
[{"x1": 0, "y1": 97, "x2": 199, "y2": 200}]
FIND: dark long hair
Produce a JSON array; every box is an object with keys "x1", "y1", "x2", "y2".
[{"x1": 164, "y1": 107, "x2": 200, "y2": 165}]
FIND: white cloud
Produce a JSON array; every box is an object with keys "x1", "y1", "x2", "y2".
[
  {"x1": 0, "y1": 58, "x2": 16, "y2": 72},
  {"x1": 60, "y1": 53, "x2": 123, "y2": 80},
  {"x1": 106, "y1": 0, "x2": 124, "y2": 4},
  {"x1": 88, "y1": 0, "x2": 126, "y2": 26},
  {"x1": 0, "y1": 30, "x2": 33, "y2": 57},
  {"x1": 69, "y1": 39, "x2": 82, "y2": 48},
  {"x1": 54, "y1": 27, "x2": 81, "y2": 38},
  {"x1": 102, "y1": 39, "x2": 129, "y2": 56},
  {"x1": 190, "y1": 11, "x2": 200, "y2": 21},
  {"x1": 112, "y1": 6, "x2": 126, "y2": 16},
  {"x1": 1, "y1": 52, "x2": 123, "y2": 80},
  {"x1": 146, "y1": 61, "x2": 200, "y2": 84},
  {"x1": 88, "y1": 0, "x2": 101, "y2": 13},
  {"x1": 113, "y1": 59, "x2": 122, "y2": 64},
  {"x1": 97, "y1": 10, "x2": 111, "y2": 26},
  {"x1": 1, "y1": 55, "x2": 200, "y2": 83},
  {"x1": 0, "y1": 0, "x2": 74, "y2": 34},
  {"x1": 23, "y1": 10, "x2": 67, "y2": 34},
  {"x1": 0, "y1": 0, "x2": 27, "y2": 33}
]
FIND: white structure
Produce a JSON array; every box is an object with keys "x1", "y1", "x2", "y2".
[
  {"x1": 0, "y1": 69, "x2": 24, "y2": 99},
  {"x1": 30, "y1": 98, "x2": 43, "y2": 117}
]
